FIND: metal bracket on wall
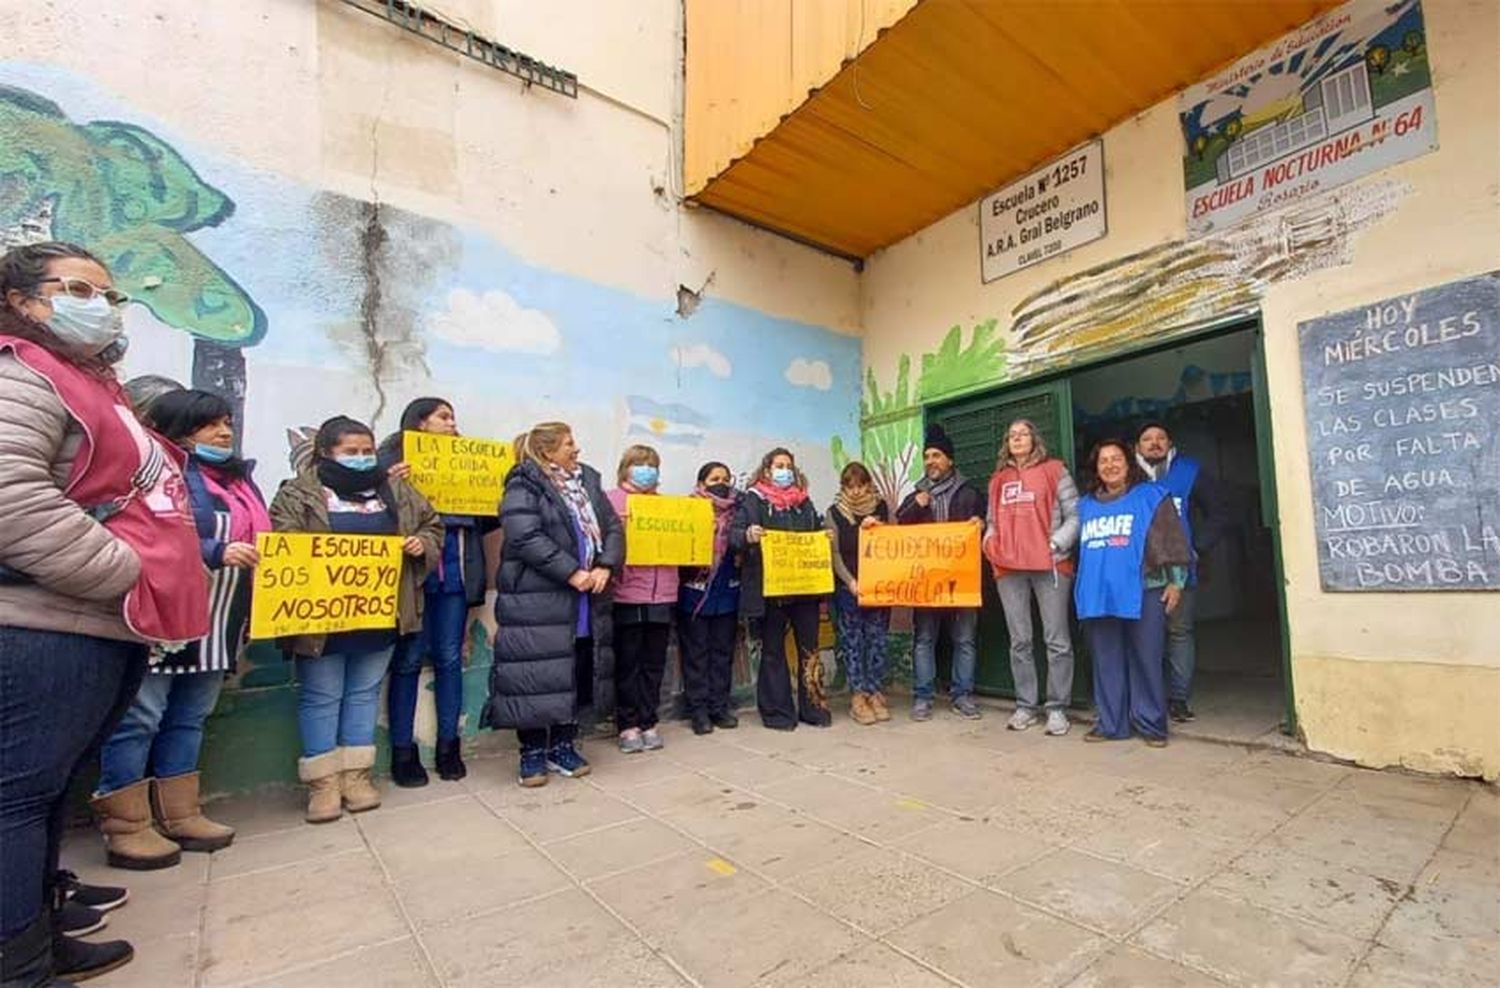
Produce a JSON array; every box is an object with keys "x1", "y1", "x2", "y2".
[{"x1": 337, "y1": 0, "x2": 578, "y2": 98}]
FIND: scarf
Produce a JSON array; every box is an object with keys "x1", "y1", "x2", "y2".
[
  {"x1": 546, "y1": 462, "x2": 603, "y2": 566},
  {"x1": 750, "y1": 477, "x2": 809, "y2": 513},
  {"x1": 834, "y1": 486, "x2": 879, "y2": 524},
  {"x1": 317, "y1": 458, "x2": 386, "y2": 501},
  {"x1": 919, "y1": 468, "x2": 964, "y2": 522},
  {"x1": 690, "y1": 483, "x2": 741, "y2": 616},
  {"x1": 1137, "y1": 447, "x2": 1175, "y2": 482},
  {"x1": 198, "y1": 463, "x2": 272, "y2": 545}
]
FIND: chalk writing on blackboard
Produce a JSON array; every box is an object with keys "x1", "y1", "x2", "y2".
[{"x1": 1299, "y1": 272, "x2": 1499, "y2": 592}]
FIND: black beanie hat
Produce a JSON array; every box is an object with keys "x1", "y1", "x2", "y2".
[{"x1": 924, "y1": 424, "x2": 955, "y2": 460}]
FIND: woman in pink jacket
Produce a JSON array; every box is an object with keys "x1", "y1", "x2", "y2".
[{"x1": 607, "y1": 445, "x2": 679, "y2": 753}]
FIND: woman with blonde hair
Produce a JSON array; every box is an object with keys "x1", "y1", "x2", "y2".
[
  {"x1": 982, "y1": 418, "x2": 1080, "y2": 736},
  {"x1": 483, "y1": 423, "x2": 623, "y2": 786},
  {"x1": 606, "y1": 445, "x2": 677, "y2": 753}
]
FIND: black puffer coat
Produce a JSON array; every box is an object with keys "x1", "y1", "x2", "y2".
[{"x1": 483, "y1": 460, "x2": 623, "y2": 731}]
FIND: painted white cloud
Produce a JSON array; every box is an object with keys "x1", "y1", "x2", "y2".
[
  {"x1": 671, "y1": 342, "x2": 732, "y2": 378},
  {"x1": 783, "y1": 357, "x2": 833, "y2": 391},
  {"x1": 426, "y1": 288, "x2": 561, "y2": 354}
]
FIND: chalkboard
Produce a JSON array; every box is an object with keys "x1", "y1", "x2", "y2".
[{"x1": 1299, "y1": 271, "x2": 1500, "y2": 591}]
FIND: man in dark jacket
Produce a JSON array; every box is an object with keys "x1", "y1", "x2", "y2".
[
  {"x1": 896, "y1": 424, "x2": 986, "y2": 721},
  {"x1": 1135, "y1": 422, "x2": 1231, "y2": 723}
]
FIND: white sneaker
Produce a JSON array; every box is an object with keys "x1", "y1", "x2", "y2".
[
  {"x1": 1045, "y1": 710, "x2": 1070, "y2": 736},
  {"x1": 1007, "y1": 708, "x2": 1039, "y2": 731}
]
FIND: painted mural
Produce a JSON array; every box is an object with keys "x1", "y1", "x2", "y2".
[{"x1": 0, "y1": 66, "x2": 860, "y2": 774}]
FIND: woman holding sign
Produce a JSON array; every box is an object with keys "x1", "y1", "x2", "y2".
[
  {"x1": 483, "y1": 422, "x2": 623, "y2": 787},
  {"x1": 270, "y1": 416, "x2": 442, "y2": 823},
  {"x1": 1073, "y1": 439, "x2": 1190, "y2": 748},
  {"x1": 825, "y1": 462, "x2": 892, "y2": 726},
  {"x1": 678, "y1": 461, "x2": 742, "y2": 735},
  {"x1": 606, "y1": 445, "x2": 678, "y2": 754},
  {"x1": 983, "y1": 418, "x2": 1080, "y2": 737},
  {"x1": 732, "y1": 447, "x2": 832, "y2": 730},
  {"x1": 379, "y1": 398, "x2": 501, "y2": 787},
  {"x1": 93, "y1": 390, "x2": 270, "y2": 868}
]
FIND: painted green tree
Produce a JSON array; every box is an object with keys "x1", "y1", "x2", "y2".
[
  {"x1": 857, "y1": 354, "x2": 922, "y2": 507},
  {"x1": 0, "y1": 84, "x2": 265, "y2": 416},
  {"x1": 917, "y1": 317, "x2": 1007, "y2": 401}
]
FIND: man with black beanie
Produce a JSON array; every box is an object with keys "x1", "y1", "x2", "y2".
[{"x1": 896, "y1": 424, "x2": 987, "y2": 721}]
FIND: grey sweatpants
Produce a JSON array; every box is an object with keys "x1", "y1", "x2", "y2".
[{"x1": 996, "y1": 570, "x2": 1075, "y2": 711}]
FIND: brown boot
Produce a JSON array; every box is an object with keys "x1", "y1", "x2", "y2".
[
  {"x1": 91, "y1": 780, "x2": 181, "y2": 870},
  {"x1": 299, "y1": 751, "x2": 342, "y2": 824},
  {"x1": 869, "y1": 691, "x2": 892, "y2": 722},
  {"x1": 339, "y1": 745, "x2": 381, "y2": 813},
  {"x1": 850, "y1": 692, "x2": 877, "y2": 726},
  {"x1": 151, "y1": 772, "x2": 235, "y2": 852}
]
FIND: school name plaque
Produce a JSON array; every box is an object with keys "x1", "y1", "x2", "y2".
[{"x1": 1298, "y1": 272, "x2": 1500, "y2": 592}]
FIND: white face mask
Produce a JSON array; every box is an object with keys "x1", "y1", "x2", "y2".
[{"x1": 46, "y1": 294, "x2": 126, "y2": 355}]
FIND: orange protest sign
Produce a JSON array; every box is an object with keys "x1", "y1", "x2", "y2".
[{"x1": 857, "y1": 522, "x2": 982, "y2": 608}]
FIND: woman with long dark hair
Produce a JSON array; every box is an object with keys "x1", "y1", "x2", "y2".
[
  {"x1": 270, "y1": 416, "x2": 442, "y2": 823},
  {"x1": 93, "y1": 390, "x2": 270, "y2": 869},
  {"x1": 379, "y1": 397, "x2": 500, "y2": 786},
  {"x1": 732, "y1": 447, "x2": 831, "y2": 730},
  {"x1": 678, "y1": 461, "x2": 742, "y2": 735},
  {"x1": 0, "y1": 242, "x2": 208, "y2": 983},
  {"x1": 483, "y1": 422, "x2": 623, "y2": 786},
  {"x1": 1074, "y1": 438, "x2": 1190, "y2": 747}
]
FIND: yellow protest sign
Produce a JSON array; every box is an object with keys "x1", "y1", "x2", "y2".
[
  {"x1": 857, "y1": 522, "x2": 982, "y2": 608},
  {"x1": 249, "y1": 533, "x2": 405, "y2": 639},
  {"x1": 624, "y1": 494, "x2": 713, "y2": 566},
  {"x1": 761, "y1": 530, "x2": 833, "y2": 597},
  {"x1": 402, "y1": 431, "x2": 513, "y2": 515}
]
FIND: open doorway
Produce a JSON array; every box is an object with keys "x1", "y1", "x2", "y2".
[
  {"x1": 1070, "y1": 326, "x2": 1285, "y2": 741},
  {"x1": 929, "y1": 321, "x2": 1289, "y2": 742}
]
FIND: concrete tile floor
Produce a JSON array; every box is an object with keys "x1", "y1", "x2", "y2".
[{"x1": 63, "y1": 698, "x2": 1498, "y2": 988}]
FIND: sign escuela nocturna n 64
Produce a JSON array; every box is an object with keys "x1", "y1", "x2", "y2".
[{"x1": 979, "y1": 140, "x2": 1106, "y2": 283}]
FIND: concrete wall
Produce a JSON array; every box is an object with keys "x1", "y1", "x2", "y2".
[
  {"x1": 1, "y1": 0, "x2": 862, "y2": 791},
  {"x1": 857, "y1": 0, "x2": 1500, "y2": 779}
]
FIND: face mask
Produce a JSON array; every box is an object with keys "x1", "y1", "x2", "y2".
[
  {"x1": 628, "y1": 464, "x2": 659, "y2": 489},
  {"x1": 705, "y1": 483, "x2": 733, "y2": 499},
  {"x1": 194, "y1": 443, "x2": 233, "y2": 464},
  {"x1": 771, "y1": 467, "x2": 795, "y2": 489},
  {"x1": 46, "y1": 295, "x2": 125, "y2": 355},
  {"x1": 334, "y1": 454, "x2": 378, "y2": 472}
]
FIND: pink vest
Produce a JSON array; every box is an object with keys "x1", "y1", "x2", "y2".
[
  {"x1": 607, "y1": 487, "x2": 680, "y2": 605},
  {"x1": 0, "y1": 336, "x2": 210, "y2": 642}
]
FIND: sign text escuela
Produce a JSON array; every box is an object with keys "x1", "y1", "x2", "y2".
[
  {"x1": 249, "y1": 533, "x2": 405, "y2": 638},
  {"x1": 858, "y1": 522, "x2": 982, "y2": 608},
  {"x1": 980, "y1": 140, "x2": 1106, "y2": 283},
  {"x1": 403, "y1": 431, "x2": 512, "y2": 516}
]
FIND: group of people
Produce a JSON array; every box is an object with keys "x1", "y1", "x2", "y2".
[{"x1": 0, "y1": 240, "x2": 1221, "y2": 987}]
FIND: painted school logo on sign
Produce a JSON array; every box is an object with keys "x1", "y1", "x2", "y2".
[
  {"x1": 980, "y1": 140, "x2": 1106, "y2": 283},
  {"x1": 1180, "y1": 0, "x2": 1436, "y2": 235}
]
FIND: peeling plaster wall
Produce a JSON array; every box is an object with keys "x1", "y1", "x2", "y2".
[
  {"x1": 859, "y1": 0, "x2": 1500, "y2": 779},
  {"x1": 2, "y1": 0, "x2": 861, "y2": 792}
]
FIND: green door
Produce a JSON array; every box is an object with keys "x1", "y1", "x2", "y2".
[{"x1": 928, "y1": 380, "x2": 1086, "y2": 702}]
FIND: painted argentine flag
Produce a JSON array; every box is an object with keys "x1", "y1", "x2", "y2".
[{"x1": 625, "y1": 395, "x2": 709, "y2": 446}]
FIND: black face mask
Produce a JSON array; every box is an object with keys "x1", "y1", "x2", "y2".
[
  {"x1": 317, "y1": 458, "x2": 385, "y2": 500},
  {"x1": 705, "y1": 483, "x2": 733, "y2": 499}
]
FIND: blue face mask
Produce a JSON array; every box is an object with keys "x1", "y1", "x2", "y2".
[
  {"x1": 334, "y1": 454, "x2": 378, "y2": 473},
  {"x1": 194, "y1": 443, "x2": 233, "y2": 464},
  {"x1": 771, "y1": 467, "x2": 795, "y2": 489},
  {"x1": 628, "y1": 464, "x2": 660, "y2": 489}
]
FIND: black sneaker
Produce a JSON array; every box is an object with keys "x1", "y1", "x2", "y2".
[
  {"x1": 57, "y1": 869, "x2": 129, "y2": 913},
  {"x1": 710, "y1": 710, "x2": 739, "y2": 730},
  {"x1": 58, "y1": 900, "x2": 107, "y2": 938},
  {"x1": 1169, "y1": 701, "x2": 1196, "y2": 723},
  {"x1": 691, "y1": 713, "x2": 714, "y2": 735},
  {"x1": 52, "y1": 931, "x2": 134, "y2": 981}
]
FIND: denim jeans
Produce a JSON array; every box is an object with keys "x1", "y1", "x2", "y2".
[
  {"x1": 296, "y1": 645, "x2": 394, "y2": 758},
  {"x1": 911, "y1": 608, "x2": 978, "y2": 701},
  {"x1": 388, "y1": 590, "x2": 468, "y2": 745},
  {"x1": 97, "y1": 670, "x2": 225, "y2": 794},
  {"x1": 1165, "y1": 586, "x2": 1198, "y2": 703},
  {"x1": 0, "y1": 627, "x2": 146, "y2": 939}
]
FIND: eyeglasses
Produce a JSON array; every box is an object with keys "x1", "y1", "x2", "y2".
[{"x1": 38, "y1": 277, "x2": 131, "y2": 307}]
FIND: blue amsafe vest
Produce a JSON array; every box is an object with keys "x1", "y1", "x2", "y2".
[
  {"x1": 1159, "y1": 455, "x2": 1200, "y2": 584},
  {"x1": 1074, "y1": 483, "x2": 1168, "y2": 620}
]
